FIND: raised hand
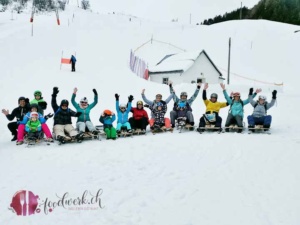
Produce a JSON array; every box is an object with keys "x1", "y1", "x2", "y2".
[
  {"x1": 73, "y1": 87, "x2": 78, "y2": 94},
  {"x1": 92, "y1": 89, "x2": 98, "y2": 95},
  {"x1": 2, "y1": 109, "x2": 9, "y2": 115},
  {"x1": 168, "y1": 81, "x2": 173, "y2": 87},
  {"x1": 197, "y1": 82, "x2": 202, "y2": 89},
  {"x1": 141, "y1": 89, "x2": 145, "y2": 94},
  {"x1": 220, "y1": 83, "x2": 225, "y2": 90},
  {"x1": 255, "y1": 88, "x2": 262, "y2": 94},
  {"x1": 272, "y1": 90, "x2": 277, "y2": 99},
  {"x1": 128, "y1": 95, "x2": 134, "y2": 102},
  {"x1": 204, "y1": 83, "x2": 209, "y2": 90},
  {"x1": 115, "y1": 93, "x2": 119, "y2": 101},
  {"x1": 249, "y1": 87, "x2": 254, "y2": 95},
  {"x1": 53, "y1": 87, "x2": 59, "y2": 95}
]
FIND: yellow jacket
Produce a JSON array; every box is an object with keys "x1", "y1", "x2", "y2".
[{"x1": 204, "y1": 100, "x2": 228, "y2": 113}]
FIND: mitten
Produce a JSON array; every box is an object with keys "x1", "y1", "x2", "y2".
[
  {"x1": 115, "y1": 94, "x2": 119, "y2": 101},
  {"x1": 144, "y1": 104, "x2": 149, "y2": 108},
  {"x1": 53, "y1": 87, "x2": 59, "y2": 95},
  {"x1": 128, "y1": 95, "x2": 134, "y2": 102},
  {"x1": 249, "y1": 87, "x2": 254, "y2": 95},
  {"x1": 93, "y1": 89, "x2": 98, "y2": 95},
  {"x1": 25, "y1": 98, "x2": 30, "y2": 104},
  {"x1": 44, "y1": 113, "x2": 53, "y2": 120},
  {"x1": 38, "y1": 101, "x2": 47, "y2": 109},
  {"x1": 75, "y1": 112, "x2": 82, "y2": 117},
  {"x1": 272, "y1": 90, "x2": 277, "y2": 99}
]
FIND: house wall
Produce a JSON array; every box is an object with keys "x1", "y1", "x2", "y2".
[
  {"x1": 149, "y1": 72, "x2": 182, "y2": 84},
  {"x1": 183, "y1": 53, "x2": 222, "y2": 84}
]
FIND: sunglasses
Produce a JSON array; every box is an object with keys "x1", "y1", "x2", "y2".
[
  {"x1": 120, "y1": 107, "x2": 126, "y2": 110},
  {"x1": 80, "y1": 101, "x2": 88, "y2": 104},
  {"x1": 61, "y1": 105, "x2": 68, "y2": 107},
  {"x1": 34, "y1": 92, "x2": 41, "y2": 96}
]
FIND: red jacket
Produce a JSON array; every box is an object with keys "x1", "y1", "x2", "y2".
[{"x1": 131, "y1": 107, "x2": 149, "y2": 120}]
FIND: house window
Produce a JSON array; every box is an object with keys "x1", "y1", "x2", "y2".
[
  {"x1": 197, "y1": 78, "x2": 202, "y2": 83},
  {"x1": 162, "y1": 77, "x2": 169, "y2": 85}
]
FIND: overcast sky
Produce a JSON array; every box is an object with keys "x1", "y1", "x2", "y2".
[{"x1": 89, "y1": 0, "x2": 260, "y2": 23}]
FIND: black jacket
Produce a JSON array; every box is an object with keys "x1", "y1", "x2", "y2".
[
  {"x1": 6, "y1": 105, "x2": 30, "y2": 123},
  {"x1": 51, "y1": 94, "x2": 77, "y2": 125}
]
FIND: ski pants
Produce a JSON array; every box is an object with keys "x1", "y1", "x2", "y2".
[
  {"x1": 7, "y1": 122, "x2": 18, "y2": 137},
  {"x1": 247, "y1": 115, "x2": 272, "y2": 127},
  {"x1": 116, "y1": 122, "x2": 131, "y2": 131},
  {"x1": 17, "y1": 123, "x2": 52, "y2": 141},
  {"x1": 199, "y1": 114, "x2": 222, "y2": 128},
  {"x1": 170, "y1": 110, "x2": 194, "y2": 126},
  {"x1": 76, "y1": 121, "x2": 95, "y2": 133},
  {"x1": 53, "y1": 124, "x2": 78, "y2": 138},
  {"x1": 71, "y1": 62, "x2": 76, "y2": 71},
  {"x1": 149, "y1": 118, "x2": 171, "y2": 128},
  {"x1": 104, "y1": 127, "x2": 117, "y2": 139},
  {"x1": 225, "y1": 114, "x2": 243, "y2": 127},
  {"x1": 129, "y1": 117, "x2": 149, "y2": 130}
]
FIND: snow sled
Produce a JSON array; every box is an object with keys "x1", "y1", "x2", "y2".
[
  {"x1": 117, "y1": 126, "x2": 133, "y2": 138},
  {"x1": 24, "y1": 132, "x2": 52, "y2": 147},
  {"x1": 197, "y1": 124, "x2": 222, "y2": 134},
  {"x1": 224, "y1": 122, "x2": 245, "y2": 133},
  {"x1": 133, "y1": 129, "x2": 146, "y2": 135},
  {"x1": 151, "y1": 126, "x2": 173, "y2": 135},
  {"x1": 248, "y1": 125, "x2": 271, "y2": 134},
  {"x1": 176, "y1": 117, "x2": 194, "y2": 133},
  {"x1": 52, "y1": 132, "x2": 84, "y2": 145}
]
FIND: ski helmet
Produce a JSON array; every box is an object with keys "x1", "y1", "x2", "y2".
[
  {"x1": 34, "y1": 90, "x2": 42, "y2": 96},
  {"x1": 80, "y1": 97, "x2": 88, "y2": 104},
  {"x1": 137, "y1": 100, "x2": 143, "y2": 106},
  {"x1": 30, "y1": 112, "x2": 39, "y2": 118},
  {"x1": 18, "y1": 96, "x2": 26, "y2": 104},
  {"x1": 60, "y1": 99, "x2": 69, "y2": 107},
  {"x1": 104, "y1": 109, "x2": 112, "y2": 116},
  {"x1": 232, "y1": 92, "x2": 240, "y2": 97},
  {"x1": 30, "y1": 103, "x2": 39, "y2": 111},
  {"x1": 178, "y1": 102, "x2": 186, "y2": 108},
  {"x1": 180, "y1": 92, "x2": 188, "y2": 97},
  {"x1": 210, "y1": 93, "x2": 218, "y2": 99},
  {"x1": 156, "y1": 94, "x2": 162, "y2": 98},
  {"x1": 259, "y1": 95, "x2": 267, "y2": 101}
]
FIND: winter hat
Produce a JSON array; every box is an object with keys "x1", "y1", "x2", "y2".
[
  {"x1": 104, "y1": 109, "x2": 112, "y2": 116},
  {"x1": 30, "y1": 112, "x2": 39, "y2": 118},
  {"x1": 30, "y1": 103, "x2": 39, "y2": 111},
  {"x1": 137, "y1": 100, "x2": 143, "y2": 107},
  {"x1": 60, "y1": 99, "x2": 69, "y2": 106},
  {"x1": 80, "y1": 97, "x2": 88, "y2": 104},
  {"x1": 119, "y1": 103, "x2": 126, "y2": 109},
  {"x1": 232, "y1": 92, "x2": 240, "y2": 97},
  {"x1": 180, "y1": 92, "x2": 188, "y2": 97},
  {"x1": 18, "y1": 96, "x2": 26, "y2": 104},
  {"x1": 259, "y1": 95, "x2": 267, "y2": 101},
  {"x1": 34, "y1": 90, "x2": 42, "y2": 96}
]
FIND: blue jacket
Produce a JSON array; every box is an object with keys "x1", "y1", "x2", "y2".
[
  {"x1": 99, "y1": 115, "x2": 116, "y2": 128},
  {"x1": 19, "y1": 112, "x2": 46, "y2": 124},
  {"x1": 116, "y1": 101, "x2": 131, "y2": 124},
  {"x1": 70, "y1": 55, "x2": 76, "y2": 63}
]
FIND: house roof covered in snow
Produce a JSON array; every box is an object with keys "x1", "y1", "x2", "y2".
[{"x1": 149, "y1": 50, "x2": 223, "y2": 76}]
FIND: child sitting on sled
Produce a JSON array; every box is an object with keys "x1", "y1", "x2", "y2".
[
  {"x1": 99, "y1": 109, "x2": 116, "y2": 140},
  {"x1": 25, "y1": 112, "x2": 42, "y2": 141}
]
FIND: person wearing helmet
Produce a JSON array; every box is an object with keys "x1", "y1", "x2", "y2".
[
  {"x1": 2, "y1": 96, "x2": 30, "y2": 143},
  {"x1": 169, "y1": 81, "x2": 202, "y2": 128},
  {"x1": 247, "y1": 88, "x2": 277, "y2": 131},
  {"x1": 222, "y1": 86, "x2": 258, "y2": 133},
  {"x1": 99, "y1": 109, "x2": 117, "y2": 140},
  {"x1": 128, "y1": 100, "x2": 149, "y2": 134},
  {"x1": 25, "y1": 112, "x2": 42, "y2": 141},
  {"x1": 51, "y1": 87, "x2": 83, "y2": 143},
  {"x1": 17, "y1": 103, "x2": 54, "y2": 144},
  {"x1": 30, "y1": 90, "x2": 47, "y2": 115},
  {"x1": 148, "y1": 101, "x2": 168, "y2": 131},
  {"x1": 197, "y1": 83, "x2": 229, "y2": 132},
  {"x1": 71, "y1": 87, "x2": 98, "y2": 135},
  {"x1": 115, "y1": 93, "x2": 133, "y2": 134}
]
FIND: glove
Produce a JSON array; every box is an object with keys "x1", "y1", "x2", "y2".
[
  {"x1": 272, "y1": 90, "x2": 277, "y2": 99},
  {"x1": 38, "y1": 101, "x2": 47, "y2": 109},
  {"x1": 169, "y1": 83, "x2": 172, "y2": 88},
  {"x1": 25, "y1": 98, "x2": 29, "y2": 104},
  {"x1": 53, "y1": 87, "x2": 59, "y2": 95},
  {"x1": 249, "y1": 87, "x2": 254, "y2": 95},
  {"x1": 128, "y1": 95, "x2": 134, "y2": 102},
  {"x1": 93, "y1": 89, "x2": 98, "y2": 95},
  {"x1": 75, "y1": 112, "x2": 82, "y2": 117},
  {"x1": 115, "y1": 93, "x2": 119, "y2": 101},
  {"x1": 144, "y1": 104, "x2": 149, "y2": 108},
  {"x1": 44, "y1": 113, "x2": 53, "y2": 120}
]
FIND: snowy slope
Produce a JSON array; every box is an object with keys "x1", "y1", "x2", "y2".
[{"x1": 0, "y1": 5, "x2": 300, "y2": 225}]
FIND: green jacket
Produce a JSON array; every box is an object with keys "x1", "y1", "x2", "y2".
[
  {"x1": 25, "y1": 120, "x2": 42, "y2": 133},
  {"x1": 71, "y1": 93, "x2": 98, "y2": 122}
]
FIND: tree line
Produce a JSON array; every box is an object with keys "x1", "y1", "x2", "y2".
[{"x1": 202, "y1": 0, "x2": 300, "y2": 26}]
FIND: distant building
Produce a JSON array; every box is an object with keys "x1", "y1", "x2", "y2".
[{"x1": 148, "y1": 50, "x2": 224, "y2": 84}]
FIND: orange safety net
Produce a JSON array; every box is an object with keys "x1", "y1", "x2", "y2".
[{"x1": 61, "y1": 58, "x2": 71, "y2": 64}]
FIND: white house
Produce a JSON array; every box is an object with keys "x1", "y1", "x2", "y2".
[{"x1": 148, "y1": 50, "x2": 224, "y2": 85}]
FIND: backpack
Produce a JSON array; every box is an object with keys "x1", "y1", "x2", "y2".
[{"x1": 254, "y1": 102, "x2": 268, "y2": 114}]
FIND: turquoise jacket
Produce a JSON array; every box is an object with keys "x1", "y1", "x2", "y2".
[
  {"x1": 116, "y1": 100, "x2": 131, "y2": 124},
  {"x1": 71, "y1": 93, "x2": 98, "y2": 122},
  {"x1": 223, "y1": 91, "x2": 256, "y2": 117}
]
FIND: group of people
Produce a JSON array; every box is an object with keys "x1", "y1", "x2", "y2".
[{"x1": 2, "y1": 82, "x2": 278, "y2": 145}]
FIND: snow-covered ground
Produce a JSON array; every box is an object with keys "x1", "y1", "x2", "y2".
[{"x1": 0, "y1": 3, "x2": 300, "y2": 225}]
